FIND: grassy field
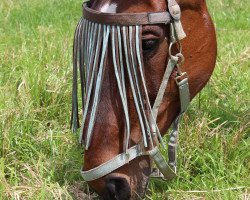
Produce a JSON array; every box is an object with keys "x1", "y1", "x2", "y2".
[{"x1": 0, "y1": 0, "x2": 249, "y2": 199}]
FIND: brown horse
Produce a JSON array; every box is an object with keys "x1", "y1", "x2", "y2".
[{"x1": 71, "y1": 0, "x2": 217, "y2": 199}]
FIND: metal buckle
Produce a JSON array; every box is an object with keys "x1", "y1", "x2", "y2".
[
  {"x1": 150, "y1": 168, "x2": 166, "y2": 180},
  {"x1": 175, "y1": 72, "x2": 188, "y2": 85},
  {"x1": 175, "y1": 53, "x2": 185, "y2": 75}
]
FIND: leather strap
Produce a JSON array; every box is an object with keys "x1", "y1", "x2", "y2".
[
  {"x1": 149, "y1": 147, "x2": 176, "y2": 180},
  {"x1": 167, "y1": 0, "x2": 186, "y2": 40},
  {"x1": 85, "y1": 25, "x2": 110, "y2": 150},
  {"x1": 83, "y1": 3, "x2": 171, "y2": 25},
  {"x1": 176, "y1": 76, "x2": 190, "y2": 113},
  {"x1": 152, "y1": 55, "x2": 179, "y2": 120},
  {"x1": 81, "y1": 144, "x2": 144, "y2": 181}
]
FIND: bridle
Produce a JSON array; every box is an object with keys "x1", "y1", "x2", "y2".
[{"x1": 71, "y1": 0, "x2": 190, "y2": 182}]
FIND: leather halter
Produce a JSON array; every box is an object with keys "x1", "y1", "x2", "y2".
[{"x1": 71, "y1": 0, "x2": 190, "y2": 182}]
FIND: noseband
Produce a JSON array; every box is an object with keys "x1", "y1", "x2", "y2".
[{"x1": 71, "y1": 0, "x2": 190, "y2": 181}]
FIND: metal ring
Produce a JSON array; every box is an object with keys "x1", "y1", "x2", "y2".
[{"x1": 169, "y1": 41, "x2": 183, "y2": 58}]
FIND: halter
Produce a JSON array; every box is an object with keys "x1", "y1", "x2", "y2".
[{"x1": 71, "y1": 0, "x2": 190, "y2": 182}]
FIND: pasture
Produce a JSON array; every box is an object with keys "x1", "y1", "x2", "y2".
[{"x1": 0, "y1": 0, "x2": 249, "y2": 199}]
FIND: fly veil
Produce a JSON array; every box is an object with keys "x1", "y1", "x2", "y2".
[{"x1": 71, "y1": 0, "x2": 190, "y2": 181}]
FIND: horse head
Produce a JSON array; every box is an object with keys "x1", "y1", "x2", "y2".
[{"x1": 71, "y1": 0, "x2": 217, "y2": 199}]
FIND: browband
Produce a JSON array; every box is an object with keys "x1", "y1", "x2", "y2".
[{"x1": 83, "y1": 3, "x2": 171, "y2": 25}]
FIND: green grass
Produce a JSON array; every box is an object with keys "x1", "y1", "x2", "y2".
[{"x1": 0, "y1": 0, "x2": 249, "y2": 199}]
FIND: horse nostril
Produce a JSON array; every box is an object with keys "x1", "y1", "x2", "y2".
[{"x1": 104, "y1": 176, "x2": 131, "y2": 200}]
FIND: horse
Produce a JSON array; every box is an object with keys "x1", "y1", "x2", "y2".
[{"x1": 71, "y1": 0, "x2": 217, "y2": 199}]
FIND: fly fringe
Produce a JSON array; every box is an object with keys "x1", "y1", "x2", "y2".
[{"x1": 71, "y1": 18, "x2": 163, "y2": 151}]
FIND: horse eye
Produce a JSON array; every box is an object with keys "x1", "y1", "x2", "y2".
[{"x1": 142, "y1": 39, "x2": 158, "y2": 53}]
